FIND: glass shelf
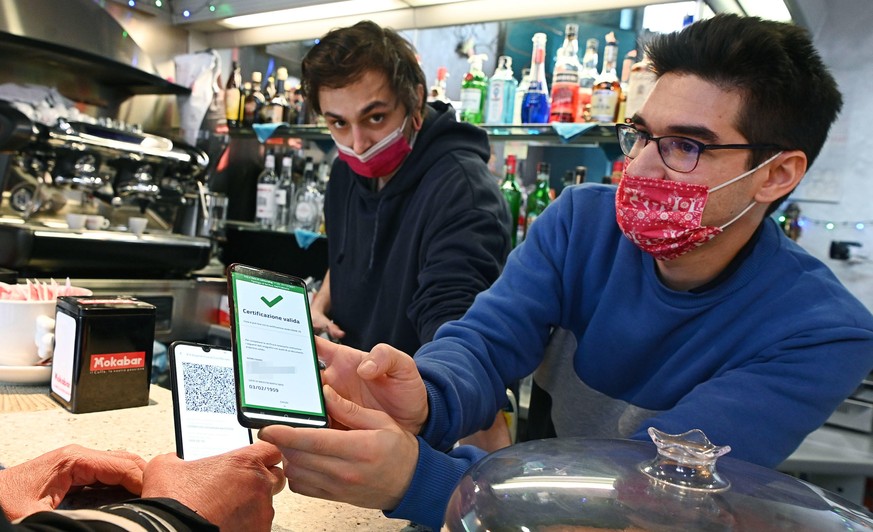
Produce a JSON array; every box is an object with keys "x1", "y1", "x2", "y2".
[
  {"x1": 481, "y1": 123, "x2": 618, "y2": 144},
  {"x1": 229, "y1": 122, "x2": 619, "y2": 145}
]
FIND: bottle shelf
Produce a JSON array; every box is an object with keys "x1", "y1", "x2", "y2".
[
  {"x1": 228, "y1": 122, "x2": 620, "y2": 145},
  {"x1": 480, "y1": 123, "x2": 618, "y2": 144}
]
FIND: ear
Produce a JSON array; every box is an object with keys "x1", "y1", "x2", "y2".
[
  {"x1": 412, "y1": 84, "x2": 425, "y2": 130},
  {"x1": 754, "y1": 150, "x2": 807, "y2": 204}
]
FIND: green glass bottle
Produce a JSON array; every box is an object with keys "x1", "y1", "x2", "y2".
[
  {"x1": 460, "y1": 54, "x2": 488, "y2": 124},
  {"x1": 500, "y1": 155, "x2": 522, "y2": 247},
  {"x1": 524, "y1": 162, "x2": 551, "y2": 239}
]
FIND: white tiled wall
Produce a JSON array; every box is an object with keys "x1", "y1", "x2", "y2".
[{"x1": 789, "y1": 0, "x2": 873, "y2": 311}]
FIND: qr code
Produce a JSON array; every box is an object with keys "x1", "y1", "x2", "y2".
[{"x1": 181, "y1": 362, "x2": 236, "y2": 414}]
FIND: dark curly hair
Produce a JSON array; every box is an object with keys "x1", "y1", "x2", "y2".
[{"x1": 301, "y1": 20, "x2": 427, "y2": 117}]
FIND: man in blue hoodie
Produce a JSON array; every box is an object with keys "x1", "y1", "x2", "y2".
[
  {"x1": 261, "y1": 14, "x2": 873, "y2": 530},
  {"x1": 302, "y1": 21, "x2": 513, "y2": 453}
]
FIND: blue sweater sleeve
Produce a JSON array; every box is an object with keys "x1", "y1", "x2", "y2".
[
  {"x1": 384, "y1": 440, "x2": 487, "y2": 530},
  {"x1": 414, "y1": 187, "x2": 590, "y2": 450}
]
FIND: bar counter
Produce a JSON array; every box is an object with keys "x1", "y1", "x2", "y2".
[{"x1": 0, "y1": 384, "x2": 400, "y2": 531}]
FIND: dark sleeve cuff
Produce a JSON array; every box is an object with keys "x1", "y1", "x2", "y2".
[{"x1": 100, "y1": 498, "x2": 219, "y2": 531}]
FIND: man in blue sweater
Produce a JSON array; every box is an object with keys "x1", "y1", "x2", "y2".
[{"x1": 260, "y1": 14, "x2": 873, "y2": 530}]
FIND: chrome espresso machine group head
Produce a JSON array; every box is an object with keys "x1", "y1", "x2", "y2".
[
  {"x1": 0, "y1": 101, "x2": 209, "y2": 221},
  {"x1": 0, "y1": 100, "x2": 216, "y2": 278}
]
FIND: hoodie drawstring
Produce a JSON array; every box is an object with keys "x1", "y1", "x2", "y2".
[
  {"x1": 336, "y1": 184, "x2": 354, "y2": 265},
  {"x1": 368, "y1": 197, "x2": 385, "y2": 272}
]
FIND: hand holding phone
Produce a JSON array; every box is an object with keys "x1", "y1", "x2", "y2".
[
  {"x1": 169, "y1": 341, "x2": 253, "y2": 460},
  {"x1": 226, "y1": 263, "x2": 329, "y2": 429}
]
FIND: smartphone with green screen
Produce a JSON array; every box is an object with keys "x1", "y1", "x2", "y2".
[{"x1": 226, "y1": 263, "x2": 328, "y2": 429}]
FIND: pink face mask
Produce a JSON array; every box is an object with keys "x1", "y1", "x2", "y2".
[
  {"x1": 615, "y1": 153, "x2": 781, "y2": 261},
  {"x1": 334, "y1": 116, "x2": 414, "y2": 179}
]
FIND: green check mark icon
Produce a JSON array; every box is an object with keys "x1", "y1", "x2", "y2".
[{"x1": 261, "y1": 295, "x2": 283, "y2": 308}]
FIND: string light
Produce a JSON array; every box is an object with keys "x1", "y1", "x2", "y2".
[
  {"x1": 776, "y1": 203, "x2": 873, "y2": 239},
  {"x1": 794, "y1": 216, "x2": 873, "y2": 231},
  {"x1": 163, "y1": 1, "x2": 217, "y2": 19},
  {"x1": 126, "y1": 0, "x2": 220, "y2": 16}
]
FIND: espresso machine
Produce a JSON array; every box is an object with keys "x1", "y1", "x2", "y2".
[
  {"x1": 0, "y1": 0, "x2": 233, "y2": 348},
  {"x1": 0, "y1": 100, "x2": 223, "y2": 279}
]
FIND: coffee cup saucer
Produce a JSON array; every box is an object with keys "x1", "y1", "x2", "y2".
[{"x1": 0, "y1": 364, "x2": 52, "y2": 385}]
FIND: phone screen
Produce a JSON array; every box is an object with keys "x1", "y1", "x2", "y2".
[
  {"x1": 227, "y1": 264, "x2": 328, "y2": 428},
  {"x1": 169, "y1": 342, "x2": 253, "y2": 460}
]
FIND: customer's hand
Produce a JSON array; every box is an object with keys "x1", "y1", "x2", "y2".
[
  {"x1": 141, "y1": 441, "x2": 285, "y2": 532},
  {"x1": 259, "y1": 385, "x2": 419, "y2": 510},
  {"x1": 316, "y1": 336, "x2": 428, "y2": 434},
  {"x1": 0, "y1": 445, "x2": 146, "y2": 521}
]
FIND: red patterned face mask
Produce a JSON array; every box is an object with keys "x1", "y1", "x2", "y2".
[{"x1": 614, "y1": 153, "x2": 780, "y2": 261}]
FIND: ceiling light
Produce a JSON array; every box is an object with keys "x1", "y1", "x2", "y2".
[
  {"x1": 405, "y1": 0, "x2": 471, "y2": 5},
  {"x1": 220, "y1": 0, "x2": 407, "y2": 29},
  {"x1": 737, "y1": 0, "x2": 791, "y2": 21}
]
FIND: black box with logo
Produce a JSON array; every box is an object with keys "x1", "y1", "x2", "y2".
[{"x1": 50, "y1": 296, "x2": 155, "y2": 413}]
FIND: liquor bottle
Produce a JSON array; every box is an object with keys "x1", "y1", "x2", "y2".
[
  {"x1": 265, "y1": 75, "x2": 277, "y2": 100},
  {"x1": 590, "y1": 33, "x2": 621, "y2": 123},
  {"x1": 574, "y1": 165, "x2": 588, "y2": 185},
  {"x1": 521, "y1": 33, "x2": 550, "y2": 124},
  {"x1": 615, "y1": 49, "x2": 636, "y2": 124},
  {"x1": 576, "y1": 38, "x2": 600, "y2": 122},
  {"x1": 549, "y1": 24, "x2": 581, "y2": 123},
  {"x1": 224, "y1": 61, "x2": 243, "y2": 128},
  {"x1": 562, "y1": 169, "x2": 574, "y2": 190},
  {"x1": 513, "y1": 68, "x2": 532, "y2": 125},
  {"x1": 275, "y1": 154, "x2": 295, "y2": 230},
  {"x1": 524, "y1": 162, "x2": 551, "y2": 238},
  {"x1": 485, "y1": 56, "x2": 518, "y2": 125},
  {"x1": 625, "y1": 52, "x2": 657, "y2": 119},
  {"x1": 294, "y1": 158, "x2": 324, "y2": 232},
  {"x1": 283, "y1": 78, "x2": 298, "y2": 124},
  {"x1": 295, "y1": 93, "x2": 310, "y2": 125},
  {"x1": 316, "y1": 162, "x2": 331, "y2": 234},
  {"x1": 255, "y1": 151, "x2": 278, "y2": 229},
  {"x1": 259, "y1": 75, "x2": 278, "y2": 123},
  {"x1": 264, "y1": 67, "x2": 290, "y2": 123},
  {"x1": 241, "y1": 82, "x2": 254, "y2": 126},
  {"x1": 610, "y1": 158, "x2": 625, "y2": 185},
  {"x1": 427, "y1": 66, "x2": 450, "y2": 103},
  {"x1": 246, "y1": 72, "x2": 266, "y2": 125},
  {"x1": 460, "y1": 54, "x2": 488, "y2": 124},
  {"x1": 500, "y1": 155, "x2": 522, "y2": 248}
]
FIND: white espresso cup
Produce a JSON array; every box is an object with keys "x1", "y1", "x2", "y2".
[
  {"x1": 85, "y1": 215, "x2": 110, "y2": 230},
  {"x1": 66, "y1": 213, "x2": 86, "y2": 230},
  {"x1": 128, "y1": 216, "x2": 148, "y2": 236},
  {"x1": 0, "y1": 300, "x2": 58, "y2": 366}
]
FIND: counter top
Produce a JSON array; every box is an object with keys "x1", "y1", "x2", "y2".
[
  {"x1": 0, "y1": 384, "x2": 399, "y2": 531},
  {"x1": 5, "y1": 381, "x2": 871, "y2": 528}
]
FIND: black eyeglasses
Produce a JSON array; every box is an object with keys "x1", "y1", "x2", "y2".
[{"x1": 615, "y1": 123, "x2": 785, "y2": 173}]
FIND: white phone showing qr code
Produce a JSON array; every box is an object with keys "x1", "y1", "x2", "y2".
[{"x1": 169, "y1": 341, "x2": 253, "y2": 460}]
